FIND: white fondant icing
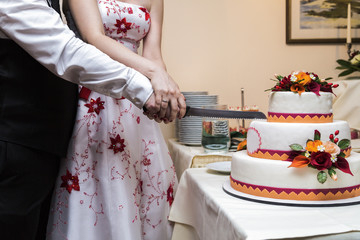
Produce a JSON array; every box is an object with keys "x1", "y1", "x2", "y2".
[
  {"x1": 231, "y1": 151, "x2": 360, "y2": 189},
  {"x1": 246, "y1": 127, "x2": 261, "y2": 154},
  {"x1": 247, "y1": 120, "x2": 351, "y2": 152},
  {"x1": 268, "y1": 92, "x2": 333, "y2": 114}
]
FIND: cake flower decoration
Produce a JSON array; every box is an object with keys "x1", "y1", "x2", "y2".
[
  {"x1": 266, "y1": 71, "x2": 337, "y2": 96},
  {"x1": 288, "y1": 130, "x2": 352, "y2": 184}
]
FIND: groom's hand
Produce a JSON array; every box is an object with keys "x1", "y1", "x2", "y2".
[
  {"x1": 143, "y1": 92, "x2": 158, "y2": 118},
  {"x1": 143, "y1": 93, "x2": 164, "y2": 122},
  {"x1": 143, "y1": 92, "x2": 186, "y2": 123}
]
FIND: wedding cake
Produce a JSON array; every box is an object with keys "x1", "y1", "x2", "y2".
[{"x1": 230, "y1": 71, "x2": 360, "y2": 201}]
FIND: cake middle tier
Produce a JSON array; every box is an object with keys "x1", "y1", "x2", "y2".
[{"x1": 247, "y1": 120, "x2": 351, "y2": 160}]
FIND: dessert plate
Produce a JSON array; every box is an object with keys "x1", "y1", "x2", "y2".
[
  {"x1": 222, "y1": 179, "x2": 360, "y2": 207},
  {"x1": 206, "y1": 161, "x2": 231, "y2": 174}
]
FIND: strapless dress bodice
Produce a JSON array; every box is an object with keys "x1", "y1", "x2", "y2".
[{"x1": 98, "y1": 0, "x2": 151, "y2": 52}]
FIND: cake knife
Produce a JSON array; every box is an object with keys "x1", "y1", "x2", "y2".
[{"x1": 184, "y1": 106, "x2": 267, "y2": 120}]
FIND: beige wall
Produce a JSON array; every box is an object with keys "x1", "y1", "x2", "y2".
[{"x1": 159, "y1": 0, "x2": 359, "y2": 140}]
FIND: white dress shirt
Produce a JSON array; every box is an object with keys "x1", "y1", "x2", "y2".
[{"x1": 0, "y1": 0, "x2": 153, "y2": 109}]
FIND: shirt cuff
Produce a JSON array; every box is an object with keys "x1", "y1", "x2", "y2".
[{"x1": 123, "y1": 71, "x2": 153, "y2": 109}]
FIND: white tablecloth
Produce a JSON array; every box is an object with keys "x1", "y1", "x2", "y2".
[
  {"x1": 168, "y1": 139, "x2": 232, "y2": 179},
  {"x1": 169, "y1": 168, "x2": 360, "y2": 240}
]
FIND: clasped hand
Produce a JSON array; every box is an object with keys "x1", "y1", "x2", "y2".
[{"x1": 143, "y1": 68, "x2": 186, "y2": 123}]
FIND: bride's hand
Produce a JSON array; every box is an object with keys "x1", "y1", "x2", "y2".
[{"x1": 149, "y1": 67, "x2": 186, "y2": 122}]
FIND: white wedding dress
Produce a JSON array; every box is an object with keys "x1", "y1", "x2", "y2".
[{"x1": 47, "y1": 1, "x2": 177, "y2": 239}]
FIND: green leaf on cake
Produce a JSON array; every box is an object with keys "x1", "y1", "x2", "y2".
[
  {"x1": 338, "y1": 139, "x2": 350, "y2": 150},
  {"x1": 338, "y1": 152, "x2": 346, "y2": 158},
  {"x1": 289, "y1": 144, "x2": 303, "y2": 151},
  {"x1": 317, "y1": 171, "x2": 327, "y2": 184},
  {"x1": 314, "y1": 130, "x2": 321, "y2": 141}
]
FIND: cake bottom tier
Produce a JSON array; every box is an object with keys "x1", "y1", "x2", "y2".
[{"x1": 230, "y1": 151, "x2": 360, "y2": 201}]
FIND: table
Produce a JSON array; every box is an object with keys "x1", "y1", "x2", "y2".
[
  {"x1": 168, "y1": 139, "x2": 232, "y2": 179},
  {"x1": 168, "y1": 80, "x2": 360, "y2": 239},
  {"x1": 169, "y1": 168, "x2": 360, "y2": 240}
]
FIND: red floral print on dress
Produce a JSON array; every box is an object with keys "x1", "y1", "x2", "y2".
[
  {"x1": 115, "y1": 18, "x2": 132, "y2": 34},
  {"x1": 139, "y1": 7, "x2": 150, "y2": 21},
  {"x1": 142, "y1": 157, "x2": 151, "y2": 166},
  {"x1": 109, "y1": 134, "x2": 126, "y2": 154},
  {"x1": 60, "y1": 170, "x2": 80, "y2": 193},
  {"x1": 139, "y1": 180, "x2": 143, "y2": 192},
  {"x1": 136, "y1": 116, "x2": 140, "y2": 124},
  {"x1": 167, "y1": 184, "x2": 174, "y2": 206},
  {"x1": 127, "y1": 7, "x2": 133, "y2": 14},
  {"x1": 85, "y1": 97, "x2": 105, "y2": 115}
]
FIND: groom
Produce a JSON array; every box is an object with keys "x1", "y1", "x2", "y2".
[{"x1": 0, "y1": 0, "x2": 185, "y2": 239}]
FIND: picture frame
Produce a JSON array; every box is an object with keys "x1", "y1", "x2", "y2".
[{"x1": 286, "y1": 0, "x2": 360, "y2": 44}]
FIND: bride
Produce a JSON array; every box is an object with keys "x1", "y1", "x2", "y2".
[{"x1": 47, "y1": 0, "x2": 183, "y2": 239}]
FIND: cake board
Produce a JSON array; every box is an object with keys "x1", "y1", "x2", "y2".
[{"x1": 222, "y1": 179, "x2": 360, "y2": 207}]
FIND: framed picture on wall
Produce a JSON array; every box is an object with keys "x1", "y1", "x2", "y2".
[{"x1": 286, "y1": 0, "x2": 360, "y2": 44}]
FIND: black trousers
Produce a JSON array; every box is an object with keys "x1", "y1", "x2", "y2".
[{"x1": 0, "y1": 141, "x2": 60, "y2": 240}]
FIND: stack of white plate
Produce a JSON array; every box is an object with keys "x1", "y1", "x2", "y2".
[{"x1": 176, "y1": 92, "x2": 218, "y2": 145}]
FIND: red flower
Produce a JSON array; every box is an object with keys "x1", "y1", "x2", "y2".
[
  {"x1": 127, "y1": 7, "x2": 133, "y2": 14},
  {"x1": 320, "y1": 84, "x2": 333, "y2": 94},
  {"x1": 60, "y1": 170, "x2": 80, "y2": 193},
  {"x1": 307, "y1": 81, "x2": 321, "y2": 96},
  {"x1": 142, "y1": 157, "x2": 151, "y2": 166},
  {"x1": 85, "y1": 97, "x2": 105, "y2": 115},
  {"x1": 310, "y1": 151, "x2": 332, "y2": 170},
  {"x1": 167, "y1": 184, "x2": 174, "y2": 206},
  {"x1": 279, "y1": 77, "x2": 291, "y2": 89},
  {"x1": 334, "y1": 156, "x2": 353, "y2": 176},
  {"x1": 115, "y1": 18, "x2": 132, "y2": 34},
  {"x1": 136, "y1": 116, "x2": 140, "y2": 124},
  {"x1": 139, "y1": 7, "x2": 150, "y2": 21},
  {"x1": 108, "y1": 134, "x2": 126, "y2": 154}
]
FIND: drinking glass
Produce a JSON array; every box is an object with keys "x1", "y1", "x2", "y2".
[{"x1": 201, "y1": 105, "x2": 230, "y2": 153}]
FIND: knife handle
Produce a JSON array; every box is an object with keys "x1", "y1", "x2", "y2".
[{"x1": 185, "y1": 106, "x2": 191, "y2": 116}]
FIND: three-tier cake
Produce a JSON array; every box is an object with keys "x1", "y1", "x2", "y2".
[{"x1": 230, "y1": 72, "x2": 360, "y2": 201}]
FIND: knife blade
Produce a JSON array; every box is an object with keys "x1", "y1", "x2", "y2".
[{"x1": 184, "y1": 106, "x2": 267, "y2": 120}]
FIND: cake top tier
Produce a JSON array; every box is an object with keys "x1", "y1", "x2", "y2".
[
  {"x1": 268, "y1": 91, "x2": 333, "y2": 123},
  {"x1": 267, "y1": 71, "x2": 338, "y2": 123}
]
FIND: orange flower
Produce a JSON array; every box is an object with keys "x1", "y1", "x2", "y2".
[
  {"x1": 306, "y1": 140, "x2": 323, "y2": 152},
  {"x1": 288, "y1": 155, "x2": 310, "y2": 168},
  {"x1": 290, "y1": 84, "x2": 305, "y2": 95},
  {"x1": 237, "y1": 140, "x2": 247, "y2": 151},
  {"x1": 296, "y1": 72, "x2": 311, "y2": 85}
]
